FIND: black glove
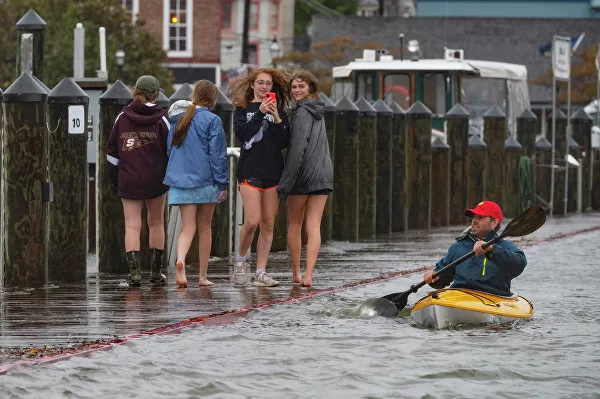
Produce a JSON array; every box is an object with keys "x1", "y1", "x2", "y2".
[{"x1": 108, "y1": 163, "x2": 119, "y2": 194}]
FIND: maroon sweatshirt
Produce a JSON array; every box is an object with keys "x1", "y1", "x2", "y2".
[{"x1": 107, "y1": 102, "x2": 170, "y2": 199}]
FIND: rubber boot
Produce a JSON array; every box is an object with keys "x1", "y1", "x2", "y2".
[
  {"x1": 125, "y1": 250, "x2": 142, "y2": 286},
  {"x1": 149, "y1": 248, "x2": 167, "y2": 285}
]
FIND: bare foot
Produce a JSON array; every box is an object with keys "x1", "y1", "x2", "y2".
[
  {"x1": 300, "y1": 278, "x2": 312, "y2": 287},
  {"x1": 292, "y1": 275, "x2": 302, "y2": 284},
  {"x1": 292, "y1": 265, "x2": 302, "y2": 283},
  {"x1": 198, "y1": 278, "x2": 215, "y2": 287},
  {"x1": 176, "y1": 260, "x2": 188, "y2": 288}
]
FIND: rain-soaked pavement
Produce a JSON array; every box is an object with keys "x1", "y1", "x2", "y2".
[{"x1": 1, "y1": 212, "x2": 600, "y2": 397}]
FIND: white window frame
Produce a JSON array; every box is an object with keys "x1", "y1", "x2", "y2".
[
  {"x1": 122, "y1": 0, "x2": 139, "y2": 24},
  {"x1": 163, "y1": 0, "x2": 193, "y2": 58}
]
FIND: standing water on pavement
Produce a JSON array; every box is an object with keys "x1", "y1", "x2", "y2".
[{"x1": 0, "y1": 231, "x2": 599, "y2": 398}]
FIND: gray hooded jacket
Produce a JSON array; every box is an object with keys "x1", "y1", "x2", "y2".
[{"x1": 277, "y1": 99, "x2": 333, "y2": 200}]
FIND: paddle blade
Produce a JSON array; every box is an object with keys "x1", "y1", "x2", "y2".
[
  {"x1": 502, "y1": 205, "x2": 546, "y2": 238},
  {"x1": 381, "y1": 290, "x2": 411, "y2": 311},
  {"x1": 358, "y1": 298, "x2": 399, "y2": 318}
]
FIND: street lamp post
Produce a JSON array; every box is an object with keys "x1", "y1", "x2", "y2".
[
  {"x1": 269, "y1": 36, "x2": 281, "y2": 68},
  {"x1": 115, "y1": 44, "x2": 125, "y2": 80}
]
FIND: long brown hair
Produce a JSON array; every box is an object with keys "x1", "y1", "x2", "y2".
[
  {"x1": 288, "y1": 70, "x2": 319, "y2": 100},
  {"x1": 132, "y1": 87, "x2": 158, "y2": 104},
  {"x1": 172, "y1": 80, "x2": 218, "y2": 147},
  {"x1": 229, "y1": 68, "x2": 290, "y2": 110}
]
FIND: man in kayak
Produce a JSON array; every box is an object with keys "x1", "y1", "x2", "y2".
[{"x1": 423, "y1": 200, "x2": 527, "y2": 297}]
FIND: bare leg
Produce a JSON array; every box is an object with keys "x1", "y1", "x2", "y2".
[
  {"x1": 146, "y1": 194, "x2": 167, "y2": 250},
  {"x1": 302, "y1": 195, "x2": 328, "y2": 287},
  {"x1": 176, "y1": 204, "x2": 198, "y2": 288},
  {"x1": 197, "y1": 203, "x2": 216, "y2": 286},
  {"x1": 256, "y1": 189, "x2": 279, "y2": 272},
  {"x1": 238, "y1": 186, "x2": 262, "y2": 258},
  {"x1": 122, "y1": 199, "x2": 143, "y2": 252},
  {"x1": 287, "y1": 195, "x2": 308, "y2": 283}
]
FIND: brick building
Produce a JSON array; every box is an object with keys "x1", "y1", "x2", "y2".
[{"x1": 122, "y1": 0, "x2": 222, "y2": 86}]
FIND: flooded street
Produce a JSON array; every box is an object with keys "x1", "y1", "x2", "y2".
[{"x1": 1, "y1": 228, "x2": 599, "y2": 398}]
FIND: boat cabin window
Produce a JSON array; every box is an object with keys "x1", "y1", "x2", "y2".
[
  {"x1": 332, "y1": 79, "x2": 354, "y2": 101},
  {"x1": 423, "y1": 73, "x2": 447, "y2": 116},
  {"x1": 356, "y1": 72, "x2": 374, "y2": 100},
  {"x1": 383, "y1": 73, "x2": 411, "y2": 109}
]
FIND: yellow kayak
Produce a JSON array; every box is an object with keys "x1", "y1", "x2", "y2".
[{"x1": 411, "y1": 288, "x2": 533, "y2": 329}]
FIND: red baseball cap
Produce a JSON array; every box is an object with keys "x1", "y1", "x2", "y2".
[{"x1": 464, "y1": 200, "x2": 503, "y2": 223}]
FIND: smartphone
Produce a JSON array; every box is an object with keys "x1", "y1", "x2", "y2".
[{"x1": 264, "y1": 92, "x2": 276, "y2": 101}]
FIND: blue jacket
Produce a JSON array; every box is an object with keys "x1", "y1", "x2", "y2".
[
  {"x1": 163, "y1": 102, "x2": 229, "y2": 191},
  {"x1": 432, "y1": 230, "x2": 527, "y2": 296}
]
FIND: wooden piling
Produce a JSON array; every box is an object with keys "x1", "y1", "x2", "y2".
[
  {"x1": 446, "y1": 103, "x2": 470, "y2": 225},
  {"x1": 319, "y1": 92, "x2": 336, "y2": 242},
  {"x1": 548, "y1": 110, "x2": 568, "y2": 215},
  {"x1": 503, "y1": 136, "x2": 523, "y2": 217},
  {"x1": 535, "y1": 136, "x2": 553, "y2": 208},
  {"x1": 47, "y1": 78, "x2": 89, "y2": 283},
  {"x1": 355, "y1": 98, "x2": 377, "y2": 238},
  {"x1": 467, "y1": 135, "x2": 488, "y2": 212},
  {"x1": 389, "y1": 101, "x2": 406, "y2": 232},
  {"x1": 516, "y1": 109, "x2": 537, "y2": 210},
  {"x1": 570, "y1": 108, "x2": 593, "y2": 211},
  {"x1": 373, "y1": 99, "x2": 393, "y2": 235},
  {"x1": 483, "y1": 106, "x2": 506, "y2": 208},
  {"x1": 431, "y1": 137, "x2": 450, "y2": 227}
]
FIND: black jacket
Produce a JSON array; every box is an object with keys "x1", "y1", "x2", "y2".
[
  {"x1": 233, "y1": 102, "x2": 290, "y2": 185},
  {"x1": 277, "y1": 99, "x2": 333, "y2": 200}
]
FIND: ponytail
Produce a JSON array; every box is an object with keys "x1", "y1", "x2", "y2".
[{"x1": 172, "y1": 104, "x2": 196, "y2": 147}]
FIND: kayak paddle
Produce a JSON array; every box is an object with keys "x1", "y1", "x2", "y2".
[{"x1": 367, "y1": 205, "x2": 547, "y2": 318}]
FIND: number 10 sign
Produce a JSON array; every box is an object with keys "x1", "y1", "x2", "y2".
[{"x1": 68, "y1": 105, "x2": 85, "y2": 134}]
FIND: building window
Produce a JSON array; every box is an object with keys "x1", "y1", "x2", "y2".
[
  {"x1": 122, "y1": 0, "x2": 138, "y2": 24},
  {"x1": 222, "y1": 0, "x2": 233, "y2": 30},
  {"x1": 250, "y1": 1, "x2": 259, "y2": 30},
  {"x1": 270, "y1": 0, "x2": 279, "y2": 30},
  {"x1": 248, "y1": 43, "x2": 258, "y2": 66},
  {"x1": 163, "y1": 0, "x2": 193, "y2": 57}
]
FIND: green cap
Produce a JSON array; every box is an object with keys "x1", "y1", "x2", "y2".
[{"x1": 134, "y1": 75, "x2": 163, "y2": 92}]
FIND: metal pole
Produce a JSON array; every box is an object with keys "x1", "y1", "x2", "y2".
[
  {"x1": 564, "y1": 79, "x2": 571, "y2": 215},
  {"x1": 550, "y1": 77, "x2": 556, "y2": 216},
  {"x1": 20, "y1": 33, "x2": 33, "y2": 75},
  {"x1": 577, "y1": 157, "x2": 582, "y2": 213},
  {"x1": 241, "y1": 0, "x2": 250, "y2": 65}
]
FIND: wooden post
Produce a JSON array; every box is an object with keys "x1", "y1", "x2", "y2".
[
  {"x1": 355, "y1": 98, "x2": 377, "y2": 238},
  {"x1": 169, "y1": 83, "x2": 193, "y2": 105},
  {"x1": 319, "y1": 92, "x2": 336, "y2": 243},
  {"x1": 467, "y1": 135, "x2": 488, "y2": 212},
  {"x1": 47, "y1": 78, "x2": 89, "y2": 283},
  {"x1": 431, "y1": 137, "x2": 450, "y2": 227},
  {"x1": 570, "y1": 108, "x2": 593, "y2": 211},
  {"x1": 446, "y1": 103, "x2": 470, "y2": 225},
  {"x1": 516, "y1": 109, "x2": 537, "y2": 210},
  {"x1": 332, "y1": 97, "x2": 360, "y2": 241},
  {"x1": 503, "y1": 136, "x2": 522, "y2": 217},
  {"x1": 15, "y1": 9, "x2": 46, "y2": 80},
  {"x1": 535, "y1": 136, "x2": 553, "y2": 208},
  {"x1": 373, "y1": 99, "x2": 393, "y2": 235},
  {"x1": 1, "y1": 73, "x2": 48, "y2": 287},
  {"x1": 483, "y1": 106, "x2": 506, "y2": 208},
  {"x1": 406, "y1": 101, "x2": 432, "y2": 230},
  {"x1": 389, "y1": 101, "x2": 406, "y2": 232},
  {"x1": 98, "y1": 81, "x2": 132, "y2": 273},
  {"x1": 548, "y1": 110, "x2": 568, "y2": 215},
  {"x1": 567, "y1": 137, "x2": 580, "y2": 213}
]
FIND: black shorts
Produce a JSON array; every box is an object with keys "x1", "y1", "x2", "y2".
[{"x1": 238, "y1": 178, "x2": 278, "y2": 191}]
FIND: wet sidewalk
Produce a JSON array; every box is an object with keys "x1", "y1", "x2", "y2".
[{"x1": 1, "y1": 212, "x2": 600, "y2": 364}]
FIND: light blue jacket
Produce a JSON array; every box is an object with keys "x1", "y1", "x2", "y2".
[{"x1": 163, "y1": 101, "x2": 229, "y2": 191}]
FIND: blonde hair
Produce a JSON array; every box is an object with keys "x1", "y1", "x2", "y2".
[
  {"x1": 229, "y1": 68, "x2": 290, "y2": 110},
  {"x1": 132, "y1": 88, "x2": 158, "y2": 104},
  {"x1": 288, "y1": 70, "x2": 319, "y2": 100},
  {"x1": 172, "y1": 80, "x2": 219, "y2": 147}
]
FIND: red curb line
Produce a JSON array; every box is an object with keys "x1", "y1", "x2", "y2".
[{"x1": 2, "y1": 224, "x2": 599, "y2": 375}]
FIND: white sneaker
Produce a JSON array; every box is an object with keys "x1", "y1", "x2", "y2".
[
  {"x1": 253, "y1": 271, "x2": 279, "y2": 287},
  {"x1": 233, "y1": 261, "x2": 248, "y2": 285}
]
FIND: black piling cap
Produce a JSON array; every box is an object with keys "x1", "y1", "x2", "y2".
[
  {"x1": 48, "y1": 77, "x2": 89, "y2": 104},
  {"x1": 354, "y1": 97, "x2": 377, "y2": 116},
  {"x1": 3, "y1": 72, "x2": 48, "y2": 103},
  {"x1": 169, "y1": 83, "x2": 193, "y2": 105},
  {"x1": 447, "y1": 103, "x2": 469, "y2": 118},
  {"x1": 546, "y1": 109, "x2": 567, "y2": 121},
  {"x1": 32, "y1": 76, "x2": 51, "y2": 93},
  {"x1": 17, "y1": 9, "x2": 47, "y2": 30},
  {"x1": 483, "y1": 105, "x2": 506, "y2": 119},
  {"x1": 318, "y1": 92, "x2": 336, "y2": 112},
  {"x1": 518, "y1": 109, "x2": 537, "y2": 120},
  {"x1": 407, "y1": 101, "x2": 432, "y2": 118},
  {"x1": 99, "y1": 80, "x2": 132, "y2": 105},
  {"x1": 504, "y1": 135, "x2": 522, "y2": 151},
  {"x1": 372, "y1": 99, "x2": 393, "y2": 116},
  {"x1": 155, "y1": 91, "x2": 170, "y2": 108},
  {"x1": 569, "y1": 136, "x2": 580, "y2": 151},
  {"x1": 571, "y1": 108, "x2": 592, "y2": 121},
  {"x1": 432, "y1": 137, "x2": 450, "y2": 150},
  {"x1": 388, "y1": 101, "x2": 406, "y2": 118},
  {"x1": 335, "y1": 96, "x2": 359, "y2": 113},
  {"x1": 468, "y1": 134, "x2": 487, "y2": 148},
  {"x1": 215, "y1": 89, "x2": 233, "y2": 111},
  {"x1": 536, "y1": 136, "x2": 552, "y2": 150}
]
